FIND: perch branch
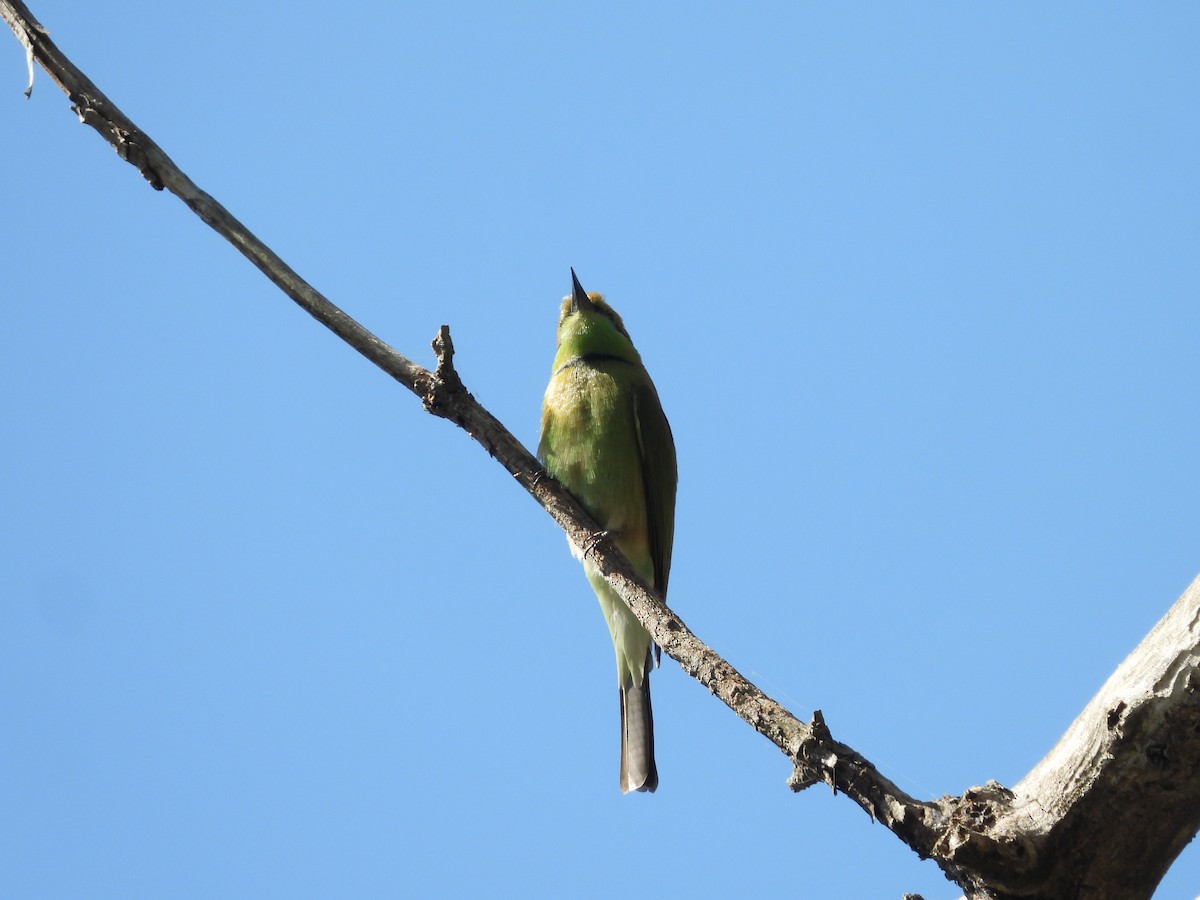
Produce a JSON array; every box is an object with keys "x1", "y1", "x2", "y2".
[
  {"x1": 0, "y1": 0, "x2": 879, "y2": 800},
  {"x1": 0, "y1": 0, "x2": 942, "y2": 857}
]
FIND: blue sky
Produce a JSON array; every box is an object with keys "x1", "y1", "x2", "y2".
[{"x1": 3, "y1": 3, "x2": 1199, "y2": 898}]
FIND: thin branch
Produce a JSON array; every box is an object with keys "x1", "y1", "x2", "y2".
[
  {"x1": 0, "y1": 0, "x2": 938, "y2": 845},
  {"x1": 6, "y1": 4, "x2": 1199, "y2": 897},
  {"x1": 2, "y1": 2, "x2": 424, "y2": 391}
]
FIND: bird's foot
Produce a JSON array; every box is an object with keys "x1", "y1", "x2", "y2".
[{"x1": 583, "y1": 530, "x2": 611, "y2": 557}]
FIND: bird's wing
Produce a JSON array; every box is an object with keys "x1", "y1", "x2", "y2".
[{"x1": 632, "y1": 382, "x2": 678, "y2": 599}]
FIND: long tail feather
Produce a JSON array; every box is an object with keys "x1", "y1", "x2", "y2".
[{"x1": 619, "y1": 677, "x2": 657, "y2": 793}]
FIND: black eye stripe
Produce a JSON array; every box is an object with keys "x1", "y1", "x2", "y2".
[{"x1": 595, "y1": 306, "x2": 630, "y2": 339}]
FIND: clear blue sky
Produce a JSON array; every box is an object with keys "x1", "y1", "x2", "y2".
[{"x1": 3, "y1": 3, "x2": 1199, "y2": 898}]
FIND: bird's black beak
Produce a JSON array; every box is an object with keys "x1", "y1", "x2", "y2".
[{"x1": 570, "y1": 268, "x2": 595, "y2": 313}]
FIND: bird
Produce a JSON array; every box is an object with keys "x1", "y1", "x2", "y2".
[{"x1": 538, "y1": 269, "x2": 677, "y2": 793}]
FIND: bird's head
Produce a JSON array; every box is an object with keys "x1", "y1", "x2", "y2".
[{"x1": 555, "y1": 269, "x2": 633, "y2": 355}]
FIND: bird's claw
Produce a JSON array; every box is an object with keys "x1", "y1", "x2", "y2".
[{"x1": 583, "y1": 530, "x2": 611, "y2": 557}]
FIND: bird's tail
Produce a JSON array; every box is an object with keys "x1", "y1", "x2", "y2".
[{"x1": 619, "y1": 675, "x2": 657, "y2": 793}]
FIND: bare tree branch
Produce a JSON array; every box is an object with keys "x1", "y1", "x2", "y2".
[
  {"x1": 5, "y1": 3, "x2": 1198, "y2": 896},
  {"x1": 0, "y1": 0, "x2": 852, "y2": 805}
]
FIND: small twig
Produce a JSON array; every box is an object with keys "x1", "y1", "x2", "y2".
[{"x1": 0, "y1": 0, "x2": 35, "y2": 96}]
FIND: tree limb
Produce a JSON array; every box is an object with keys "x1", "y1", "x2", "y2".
[{"x1": 5, "y1": 3, "x2": 1198, "y2": 896}]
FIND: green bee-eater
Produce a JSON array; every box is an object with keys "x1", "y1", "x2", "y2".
[{"x1": 538, "y1": 270, "x2": 678, "y2": 794}]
